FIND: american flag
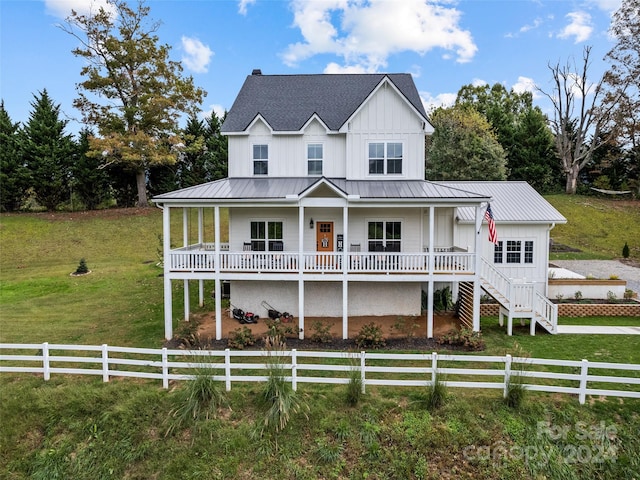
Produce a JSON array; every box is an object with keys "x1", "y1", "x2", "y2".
[{"x1": 484, "y1": 204, "x2": 498, "y2": 244}]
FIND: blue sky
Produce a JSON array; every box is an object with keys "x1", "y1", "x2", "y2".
[{"x1": 0, "y1": 0, "x2": 620, "y2": 136}]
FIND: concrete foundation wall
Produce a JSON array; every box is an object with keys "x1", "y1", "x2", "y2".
[{"x1": 230, "y1": 280, "x2": 422, "y2": 317}]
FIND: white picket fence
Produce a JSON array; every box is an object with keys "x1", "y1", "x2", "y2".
[{"x1": 1, "y1": 343, "x2": 639, "y2": 405}]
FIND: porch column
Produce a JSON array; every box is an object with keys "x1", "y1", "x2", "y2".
[
  {"x1": 427, "y1": 206, "x2": 435, "y2": 338},
  {"x1": 198, "y1": 207, "x2": 204, "y2": 307},
  {"x1": 298, "y1": 205, "x2": 305, "y2": 339},
  {"x1": 163, "y1": 205, "x2": 173, "y2": 340},
  {"x1": 182, "y1": 208, "x2": 188, "y2": 247},
  {"x1": 184, "y1": 280, "x2": 190, "y2": 322},
  {"x1": 472, "y1": 204, "x2": 484, "y2": 332},
  {"x1": 215, "y1": 206, "x2": 222, "y2": 340},
  {"x1": 342, "y1": 205, "x2": 349, "y2": 339}
]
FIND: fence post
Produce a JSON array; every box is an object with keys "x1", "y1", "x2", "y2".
[
  {"x1": 42, "y1": 342, "x2": 50, "y2": 381},
  {"x1": 101, "y1": 344, "x2": 109, "y2": 383},
  {"x1": 162, "y1": 348, "x2": 169, "y2": 389},
  {"x1": 360, "y1": 351, "x2": 366, "y2": 394},
  {"x1": 225, "y1": 349, "x2": 231, "y2": 391},
  {"x1": 579, "y1": 359, "x2": 589, "y2": 405},
  {"x1": 291, "y1": 349, "x2": 297, "y2": 392},
  {"x1": 503, "y1": 354, "x2": 512, "y2": 398},
  {"x1": 431, "y1": 352, "x2": 438, "y2": 385}
]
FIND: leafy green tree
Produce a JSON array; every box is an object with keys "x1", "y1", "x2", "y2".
[
  {"x1": 0, "y1": 101, "x2": 28, "y2": 211},
  {"x1": 20, "y1": 90, "x2": 74, "y2": 211},
  {"x1": 425, "y1": 106, "x2": 507, "y2": 181},
  {"x1": 455, "y1": 83, "x2": 560, "y2": 192},
  {"x1": 61, "y1": 0, "x2": 205, "y2": 207},
  {"x1": 604, "y1": 0, "x2": 640, "y2": 152},
  {"x1": 71, "y1": 128, "x2": 112, "y2": 210}
]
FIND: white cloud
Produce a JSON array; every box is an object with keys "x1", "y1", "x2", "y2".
[
  {"x1": 323, "y1": 62, "x2": 369, "y2": 74},
  {"x1": 558, "y1": 11, "x2": 593, "y2": 43},
  {"x1": 586, "y1": 0, "x2": 621, "y2": 12},
  {"x1": 471, "y1": 78, "x2": 487, "y2": 87},
  {"x1": 44, "y1": 0, "x2": 116, "y2": 19},
  {"x1": 181, "y1": 36, "x2": 213, "y2": 73},
  {"x1": 512, "y1": 76, "x2": 540, "y2": 98},
  {"x1": 520, "y1": 17, "x2": 543, "y2": 33},
  {"x1": 202, "y1": 103, "x2": 227, "y2": 120},
  {"x1": 283, "y1": 0, "x2": 477, "y2": 72},
  {"x1": 420, "y1": 91, "x2": 457, "y2": 113},
  {"x1": 238, "y1": 0, "x2": 256, "y2": 15}
]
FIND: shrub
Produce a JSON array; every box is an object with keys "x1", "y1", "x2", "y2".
[
  {"x1": 623, "y1": 242, "x2": 630, "y2": 258},
  {"x1": 505, "y1": 344, "x2": 529, "y2": 409},
  {"x1": 436, "y1": 327, "x2": 485, "y2": 351},
  {"x1": 166, "y1": 360, "x2": 226, "y2": 437},
  {"x1": 624, "y1": 289, "x2": 634, "y2": 300},
  {"x1": 345, "y1": 355, "x2": 363, "y2": 406},
  {"x1": 264, "y1": 318, "x2": 298, "y2": 341},
  {"x1": 390, "y1": 316, "x2": 420, "y2": 338},
  {"x1": 574, "y1": 290, "x2": 583, "y2": 301},
  {"x1": 260, "y1": 335, "x2": 308, "y2": 437},
  {"x1": 607, "y1": 291, "x2": 617, "y2": 303},
  {"x1": 354, "y1": 322, "x2": 386, "y2": 349},
  {"x1": 74, "y1": 258, "x2": 89, "y2": 275},
  {"x1": 227, "y1": 326, "x2": 256, "y2": 349},
  {"x1": 425, "y1": 372, "x2": 447, "y2": 410},
  {"x1": 309, "y1": 320, "x2": 333, "y2": 344}
]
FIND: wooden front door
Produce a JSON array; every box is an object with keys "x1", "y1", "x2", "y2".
[{"x1": 316, "y1": 222, "x2": 334, "y2": 252}]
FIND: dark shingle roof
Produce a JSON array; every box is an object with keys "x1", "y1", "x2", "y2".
[{"x1": 220, "y1": 73, "x2": 429, "y2": 133}]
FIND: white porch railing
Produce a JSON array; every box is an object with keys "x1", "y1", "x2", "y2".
[
  {"x1": 2, "y1": 343, "x2": 639, "y2": 405},
  {"x1": 167, "y1": 249, "x2": 475, "y2": 274}
]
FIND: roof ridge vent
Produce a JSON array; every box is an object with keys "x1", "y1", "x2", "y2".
[{"x1": 252, "y1": 69, "x2": 262, "y2": 75}]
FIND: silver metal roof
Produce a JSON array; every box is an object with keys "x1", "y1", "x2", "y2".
[
  {"x1": 439, "y1": 181, "x2": 567, "y2": 223},
  {"x1": 152, "y1": 177, "x2": 489, "y2": 203}
]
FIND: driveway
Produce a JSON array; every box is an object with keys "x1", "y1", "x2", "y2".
[{"x1": 550, "y1": 259, "x2": 640, "y2": 296}]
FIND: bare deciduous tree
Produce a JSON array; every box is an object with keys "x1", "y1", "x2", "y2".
[{"x1": 539, "y1": 46, "x2": 621, "y2": 194}]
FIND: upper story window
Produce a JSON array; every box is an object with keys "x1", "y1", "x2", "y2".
[
  {"x1": 494, "y1": 240, "x2": 534, "y2": 264},
  {"x1": 368, "y1": 142, "x2": 403, "y2": 175},
  {"x1": 307, "y1": 143, "x2": 323, "y2": 176},
  {"x1": 253, "y1": 144, "x2": 268, "y2": 175}
]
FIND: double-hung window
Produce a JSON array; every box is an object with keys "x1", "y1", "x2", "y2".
[
  {"x1": 493, "y1": 240, "x2": 534, "y2": 264},
  {"x1": 250, "y1": 221, "x2": 283, "y2": 251},
  {"x1": 367, "y1": 221, "x2": 401, "y2": 252},
  {"x1": 307, "y1": 143, "x2": 323, "y2": 176},
  {"x1": 368, "y1": 142, "x2": 403, "y2": 175},
  {"x1": 253, "y1": 144, "x2": 268, "y2": 175}
]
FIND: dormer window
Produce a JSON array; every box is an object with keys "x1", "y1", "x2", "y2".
[
  {"x1": 368, "y1": 142, "x2": 402, "y2": 175},
  {"x1": 307, "y1": 143, "x2": 323, "y2": 176},
  {"x1": 253, "y1": 144, "x2": 268, "y2": 175}
]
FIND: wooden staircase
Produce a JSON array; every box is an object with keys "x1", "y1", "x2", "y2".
[{"x1": 479, "y1": 258, "x2": 557, "y2": 335}]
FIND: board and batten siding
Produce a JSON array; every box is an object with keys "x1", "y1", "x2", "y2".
[
  {"x1": 455, "y1": 222, "x2": 551, "y2": 294},
  {"x1": 345, "y1": 81, "x2": 426, "y2": 180},
  {"x1": 227, "y1": 118, "x2": 347, "y2": 178}
]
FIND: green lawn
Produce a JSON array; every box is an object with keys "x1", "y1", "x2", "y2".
[
  {"x1": 1, "y1": 204, "x2": 639, "y2": 480},
  {"x1": 545, "y1": 195, "x2": 640, "y2": 260}
]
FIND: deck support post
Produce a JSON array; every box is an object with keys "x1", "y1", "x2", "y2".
[
  {"x1": 342, "y1": 279, "x2": 349, "y2": 339},
  {"x1": 472, "y1": 204, "x2": 483, "y2": 332},
  {"x1": 183, "y1": 280, "x2": 190, "y2": 322},
  {"x1": 298, "y1": 205, "x2": 305, "y2": 340},
  {"x1": 163, "y1": 205, "x2": 173, "y2": 340},
  {"x1": 342, "y1": 206, "x2": 349, "y2": 339},
  {"x1": 427, "y1": 206, "x2": 435, "y2": 338},
  {"x1": 215, "y1": 206, "x2": 222, "y2": 340}
]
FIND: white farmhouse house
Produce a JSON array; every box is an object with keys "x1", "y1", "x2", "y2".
[{"x1": 152, "y1": 71, "x2": 566, "y2": 340}]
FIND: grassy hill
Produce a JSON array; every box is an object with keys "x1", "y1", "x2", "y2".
[
  {"x1": 545, "y1": 195, "x2": 640, "y2": 261},
  {"x1": 1, "y1": 198, "x2": 639, "y2": 479}
]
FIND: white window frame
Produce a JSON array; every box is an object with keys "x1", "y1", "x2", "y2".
[
  {"x1": 252, "y1": 143, "x2": 269, "y2": 176},
  {"x1": 307, "y1": 143, "x2": 323, "y2": 176},
  {"x1": 366, "y1": 219, "x2": 402, "y2": 252},
  {"x1": 367, "y1": 141, "x2": 404, "y2": 176},
  {"x1": 249, "y1": 219, "x2": 284, "y2": 251},
  {"x1": 493, "y1": 239, "x2": 534, "y2": 265}
]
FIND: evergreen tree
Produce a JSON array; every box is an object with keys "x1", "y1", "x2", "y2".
[
  {"x1": 426, "y1": 106, "x2": 507, "y2": 181},
  {"x1": 71, "y1": 128, "x2": 111, "y2": 210},
  {"x1": 204, "y1": 111, "x2": 228, "y2": 182},
  {"x1": 0, "y1": 101, "x2": 28, "y2": 211},
  {"x1": 20, "y1": 90, "x2": 74, "y2": 211}
]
